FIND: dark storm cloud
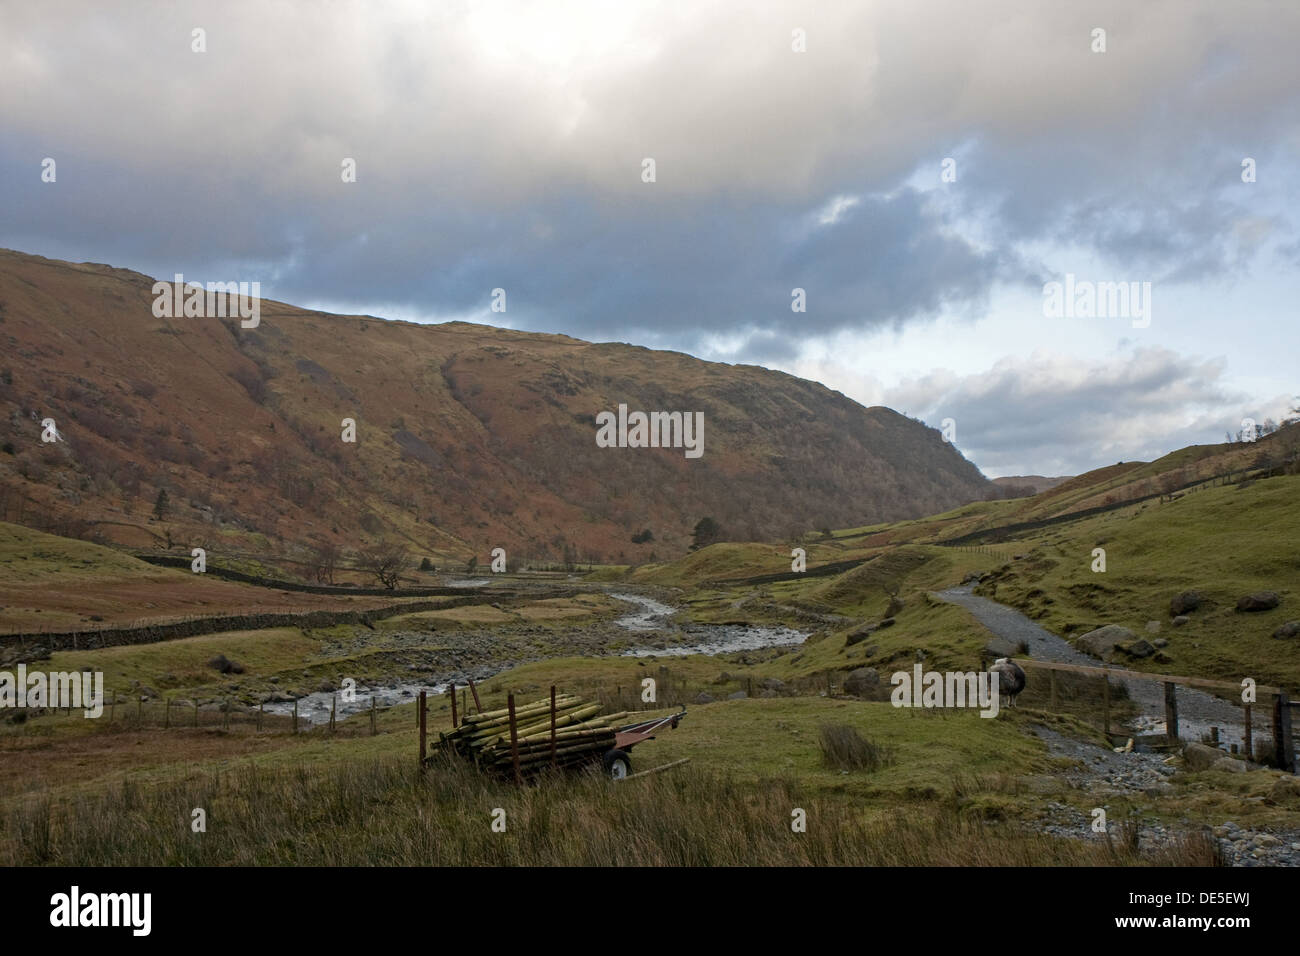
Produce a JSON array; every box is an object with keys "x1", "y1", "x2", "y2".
[{"x1": 0, "y1": 0, "x2": 1296, "y2": 368}]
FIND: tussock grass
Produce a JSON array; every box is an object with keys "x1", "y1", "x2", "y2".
[
  {"x1": 818, "y1": 723, "x2": 894, "y2": 772},
  {"x1": 0, "y1": 751, "x2": 1217, "y2": 866}
]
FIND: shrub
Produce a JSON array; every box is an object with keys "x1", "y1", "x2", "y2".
[{"x1": 818, "y1": 723, "x2": 895, "y2": 772}]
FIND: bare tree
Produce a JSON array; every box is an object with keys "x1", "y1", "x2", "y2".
[
  {"x1": 312, "y1": 541, "x2": 341, "y2": 585},
  {"x1": 356, "y1": 540, "x2": 408, "y2": 589}
]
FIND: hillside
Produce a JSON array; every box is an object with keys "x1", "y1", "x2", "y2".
[
  {"x1": 0, "y1": 249, "x2": 990, "y2": 568},
  {"x1": 993, "y1": 475, "x2": 1072, "y2": 495}
]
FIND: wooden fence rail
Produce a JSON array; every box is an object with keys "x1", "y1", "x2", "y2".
[{"x1": 1012, "y1": 657, "x2": 1295, "y2": 772}]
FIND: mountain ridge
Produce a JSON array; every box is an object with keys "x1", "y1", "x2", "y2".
[{"x1": 0, "y1": 248, "x2": 991, "y2": 565}]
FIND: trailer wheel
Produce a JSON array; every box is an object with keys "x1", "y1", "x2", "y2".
[{"x1": 603, "y1": 749, "x2": 632, "y2": 780}]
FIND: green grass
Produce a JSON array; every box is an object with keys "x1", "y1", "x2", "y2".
[
  {"x1": 0, "y1": 522, "x2": 171, "y2": 584},
  {"x1": 973, "y1": 475, "x2": 1300, "y2": 687}
]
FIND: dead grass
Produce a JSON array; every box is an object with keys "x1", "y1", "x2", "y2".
[
  {"x1": 0, "y1": 751, "x2": 1219, "y2": 867},
  {"x1": 818, "y1": 723, "x2": 894, "y2": 771}
]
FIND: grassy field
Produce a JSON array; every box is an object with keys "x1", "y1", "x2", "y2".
[
  {"x1": 0, "y1": 685, "x2": 1227, "y2": 866},
  {"x1": 968, "y1": 474, "x2": 1300, "y2": 687},
  {"x1": 3, "y1": 448, "x2": 1299, "y2": 867}
]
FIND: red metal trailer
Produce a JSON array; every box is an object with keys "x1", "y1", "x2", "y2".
[{"x1": 602, "y1": 705, "x2": 687, "y2": 779}]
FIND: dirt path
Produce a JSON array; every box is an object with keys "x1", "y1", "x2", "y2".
[{"x1": 936, "y1": 585, "x2": 1256, "y2": 752}]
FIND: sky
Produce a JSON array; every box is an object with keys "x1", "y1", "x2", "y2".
[{"x1": 2, "y1": 0, "x2": 1297, "y2": 477}]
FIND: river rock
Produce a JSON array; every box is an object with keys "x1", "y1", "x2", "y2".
[
  {"x1": 1212, "y1": 757, "x2": 1247, "y2": 774},
  {"x1": 1272, "y1": 621, "x2": 1300, "y2": 640},
  {"x1": 1183, "y1": 741, "x2": 1225, "y2": 771},
  {"x1": 843, "y1": 668, "x2": 880, "y2": 698},
  {"x1": 1169, "y1": 591, "x2": 1202, "y2": 616},
  {"x1": 1076, "y1": 625, "x2": 1136, "y2": 660},
  {"x1": 1237, "y1": 592, "x2": 1280, "y2": 612},
  {"x1": 984, "y1": 636, "x2": 1020, "y2": 658}
]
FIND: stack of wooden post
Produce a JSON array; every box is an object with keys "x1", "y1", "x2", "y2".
[{"x1": 438, "y1": 694, "x2": 629, "y2": 778}]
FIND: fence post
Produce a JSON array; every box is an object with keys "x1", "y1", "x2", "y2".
[
  {"x1": 450, "y1": 681, "x2": 458, "y2": 729},
  {"x1": 109, "y1": 692, "x2": 115, "y2": 722},
  {"x1": 330, "y1": 694, "x2": 336, "y2": 733},
  {"x1": 507, "y1": 693, "x2": 521, "y2": 785},
  {"x1": 370, "y1": 695, "x2": 377, "y2": 736},
  {"x1": 468, "y1": 678, "x2": 482, "y2": 715},
  {"x1": 1245, "y1": 703, "x2": 1253, "y2": 760},
  {"x1": 1273, "y1": 690, "x2": 1294, "y2": 773},
  {"x1": 418, "y1": 690, "x2": 427, "y2": 767},
  {"x1": 550, "y1": 685, "x2": 558, "y2": 770},
  {"x1": 293, "y1": 698, "x2": 298, "y2": 735},
  {"x1": 1101, "y1": 672, "x2": 1110, "y2": 736},
  {"x1": 258, "y1": 700, "x2": 264, "y2": 731},
  {"x1": 1164, "y1": 682, "x2": 1179, "y2": 742}
]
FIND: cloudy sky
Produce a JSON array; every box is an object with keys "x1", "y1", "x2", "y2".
[{"x1": 3, "y1": 0, "x2": 1297, "y2": 477}]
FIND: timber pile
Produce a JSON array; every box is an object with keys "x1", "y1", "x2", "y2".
[{"x1": 438, "y1": 694, "x2": 627, "y2": 777}]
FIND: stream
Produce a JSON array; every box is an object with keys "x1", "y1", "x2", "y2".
[{"x1": 268, "y1": 590, "x2": 807, "y2": 725}]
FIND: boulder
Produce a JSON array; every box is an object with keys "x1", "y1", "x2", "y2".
[
  {"x1": 1169, "y1": 591, "x2": 1202, "y2": 616},
  {"x1": 1153, "y1": 638, "x2": 1168, "y2": 648},
  {"x1": 1183, "y1": 741, "x2": 1225, "y2": 771},
  {"x1": 1171, "y1": 615, "x2": 1190, "y2": 627},
  {"x1": 844, "y1": 624, "x2": 876, "y2": 647},
  {"x1": 693, "y1": 692, "x2": 715, "y2": 704},
  {"x1": 1272, "y1": 621, "x2": 1300, "y2": 640},
  {"x1": 761, "y1": 677, "x2": 786, "y2": 691},
  {"x1": 726, "y1": 690, "x2": 748, "y2": 701},
  {"x1": 1211, "y1": 757, "x2": 1247, "y2": 774},
  {"x1": 1075, "y1": 625, "x2": 1136, "y2": 660},
  {"x1": 1145, "y1": 621, "x2": 1161, "y2": 633},
  {"x1": 843, "y1": 668, "x2": 880, "y2": 698},
  {"x1": 1237, "y1": 592, "x2": 1280, "y2": 612},
  {"x1": 1124, "y1": 639, "x2": 1156, "y2": 659},
  {"x1": 984, "y1": 636, "x2": 1020, "y2": 659},
  {"x1": 877, "y1": 617, "x2": 896, "y2": 629}
]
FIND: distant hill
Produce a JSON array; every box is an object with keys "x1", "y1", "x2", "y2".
[
  {"x1": 992, "y1": 475, "x2": 1073, "y2": 495},
  {"x1": 0, "y1": 249, "x2": 992, "y2": 566}
]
